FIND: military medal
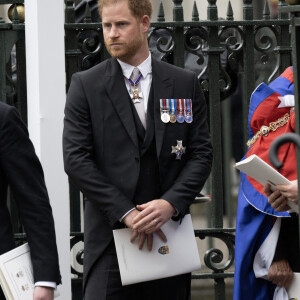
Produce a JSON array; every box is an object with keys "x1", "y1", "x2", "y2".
[
  {"x1": 127, "y1": 73, "x2": 143, "y2": 104},
  {"x1": 160, "y1": 99, "x2": 170, "y2": 123},
  {"x1": 171, "y1": 140, "x2": 186, "y2": 160},
  {"x1": 169, "y1": 99, "x2": 176, "y2": 123},
  {"x1": 184, "y1": 99, "x2": 193, "y2": 123},
  {"x1": 161, "y1": 112, "x2": 170, "y2": 123},
  {"x1": 176, "y1": 99, "x2": 184, "y2": 123}
]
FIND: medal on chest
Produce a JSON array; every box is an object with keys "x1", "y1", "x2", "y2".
[
  {"x1": 176, "y1": 99, "x2": 184, "y2": 123},
  {"x1": 169, "y1": 99, "x2": 177, "y2": 123},
  {"x1": 171, "y1": 140, "x2": 186, "y2": 160},
  {"x1": 127, "y1": 73, "x2": 143, "y2": 104},
  {"x1": 184, "y1": 99, "x2": 193, "y2": 123},
  {"x1": 160, "y1": 99, "x2": 170, "y2": 123}
]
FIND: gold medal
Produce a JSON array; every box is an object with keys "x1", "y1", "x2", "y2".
[{"x1": 170, "y1": 113, "x2": 176, "y2": 123}]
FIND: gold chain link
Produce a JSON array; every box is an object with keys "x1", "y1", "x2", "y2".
[{"x1": 247, "y1": 109, "x2": 293, "y2": 148}]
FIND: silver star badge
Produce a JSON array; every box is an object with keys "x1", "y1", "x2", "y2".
[
  {"x1": 129, "y1": 88, "x2": 143, "y2": 104},
  {"x1": 171, "y1": 140, "x2": 186, "y2": 160}
]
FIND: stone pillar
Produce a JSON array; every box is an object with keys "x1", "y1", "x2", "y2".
[{"x1": 25, "y1": 0, "x2": 71, "y2": 298}]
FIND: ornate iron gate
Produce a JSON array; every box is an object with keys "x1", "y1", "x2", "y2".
[{"x1": 0, "y1": 0, "x2": 293, "y2": 299}]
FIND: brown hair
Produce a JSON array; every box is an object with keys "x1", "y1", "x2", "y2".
[{"x1": 98, "y1": 0, "x2": 152, "y2": 20}]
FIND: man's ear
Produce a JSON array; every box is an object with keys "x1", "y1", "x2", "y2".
[{"x1": 140, "y1": 15, "x2": 150, "y2": 33}]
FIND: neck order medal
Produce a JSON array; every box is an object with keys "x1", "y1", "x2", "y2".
[{"x1": 127, "y1": 73, "x2": 143, "y2": 104}]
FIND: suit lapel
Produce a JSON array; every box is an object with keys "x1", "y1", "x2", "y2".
[
  {"x1": 152, "y1": 58, "x2": 174, "y2": 157},
  {"x1": 104, "y1": 58, "x2": 138, "y2": 148}
]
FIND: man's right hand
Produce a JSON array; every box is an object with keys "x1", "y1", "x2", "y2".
[
  {"x1": 33, "y1": 286, "x2": 54, "y2": 300},
  {"x1": 123, "y1": 209, "x2": 167, "y2": 251},
  {"x1": 268, "y1": 259, "x2": 293, "y2": 288},
  {"x1": 123, "y1": 209, "x2": 140, "y2": 229},
  {"x1": 264, "y1": 183, "x2": 290, "y2": 212}
]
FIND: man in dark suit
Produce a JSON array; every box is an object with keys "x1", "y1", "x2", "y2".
[
  {"x1": 63, "y1": 0, "x2": 212, "y2": 299},
  {"x1": 0, "y1": 102, "x2": 61, "y2": 300}
]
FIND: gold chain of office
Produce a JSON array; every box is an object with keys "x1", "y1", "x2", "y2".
[{"x1": 246, "y1": 108, "x2": 294, "y2": 148}]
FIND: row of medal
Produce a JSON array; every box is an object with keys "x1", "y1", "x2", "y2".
[{"x1": 160, "y1": 99, "x2": 193, "y2": 124}]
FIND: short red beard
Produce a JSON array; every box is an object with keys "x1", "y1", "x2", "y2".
[{"x1": 104, "y1": 36, "x2": 144, "y2": 63}]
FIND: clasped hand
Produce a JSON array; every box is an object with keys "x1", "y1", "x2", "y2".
[
  {"x1": 268, "y1": 259, "x2": 293, "y2": 288},
  {"x1": 123, "y1": 199, "x2": 176, "y2": 251}
]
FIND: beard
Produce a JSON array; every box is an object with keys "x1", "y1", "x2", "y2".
[{"x1": 105, "y1": 35, "x2": 144, "y2": 63}]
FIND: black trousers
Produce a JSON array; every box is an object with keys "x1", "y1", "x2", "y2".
[{"x1": 84, "y1": 243, "x2": 191, "y2": 300}]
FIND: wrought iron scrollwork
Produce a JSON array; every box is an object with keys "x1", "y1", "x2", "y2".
[
  {"x1": 184, "y1": 27, "x2": 208, "y2": 67},
  {"x1": 196, "y1": 230, "x2": 235, "y2": 273},
  {"x1": 219, "y1": 26, "x2": 244, "y2": 69},
  {"x1": 70, "y1": 233, "x2": 84, "y2": 278},
  {"x1": 217, "y1": 26, "x2": 244, "y2": 94},
  {"x1": 254, "y1": 25, "x2": 279, "y2": 83},
  {"x1": 77, "y1": 29, "x2": 103, "y2": 70},
  {"x1": 148, "y1": 27, "x2": 175, "y2": 62}
]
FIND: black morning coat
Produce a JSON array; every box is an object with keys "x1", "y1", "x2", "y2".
[
  {"x1": 63, "y1": 57, "x2": 213, "y2": 290},
  {"x1": 0, "y1": 102, "x2": 61, "y2": 286}
]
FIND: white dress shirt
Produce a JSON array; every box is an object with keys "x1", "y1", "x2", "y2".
[
  {"x1": 35, "y1": 281, "x2": 56, "y2": 289},
  {"x1": 118, "y1": 53, "x2": 152, "y2": 115}
]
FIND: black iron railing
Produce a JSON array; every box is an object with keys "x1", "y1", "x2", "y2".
[{"x1": 0, "y1": 0, "x2": 295, "y2": 299}]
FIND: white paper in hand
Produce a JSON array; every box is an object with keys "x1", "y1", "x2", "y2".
[
  {"x1": 113, "y1": 214, "x2": 201, "y2": 286},
  {"x1": 234, "y1": 154, "x2": 299, "y2": 213},
  {"x1": 0, "y1": 243, "x2": 59, "y2": 300},
  {"x1": 0, "y1": 243, "x2": 34, "y2": 300},
  {"x1": 288, "y1": 272, "x2": 300, "y2": 299}
]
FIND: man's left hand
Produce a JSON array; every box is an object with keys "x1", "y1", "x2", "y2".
[
  {"x1": 33, "y1": 286, "x2": 54, "y2": 300},
  {"x1": 130, "y1": 230, "x2": 167, "y2": 251},
  {"x1": 132, "y1": 199, "x2": 176, "y2": 234}
]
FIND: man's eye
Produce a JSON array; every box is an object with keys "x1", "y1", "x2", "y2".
[{"x1": 103, "y1": 24, "x2": 111, "y2": 28}]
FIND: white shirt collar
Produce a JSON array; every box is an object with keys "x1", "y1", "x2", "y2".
[{"x1": 118, "y1": 53, "x2": 152, "y2": 79}]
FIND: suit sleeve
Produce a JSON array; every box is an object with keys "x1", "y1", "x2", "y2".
[
  {"x1": 161, "y1": 73, "x2": 213, "y2": 216},
  {"x1": 0, "y1": 106, "x2": 61, "y2": 284},
  {"x1": 63, "y1": 74, "x2": 135, "y2": 226}
]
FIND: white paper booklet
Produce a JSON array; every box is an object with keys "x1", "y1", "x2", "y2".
[
  {"x1": 234, "y1": 154, "x2": 299, "y2": 213},
  {"x1": 113, "y1": 214, "x2": 201, "y2": 286},
  {"x1": 0, "y1": 243, "x2": 59, "y2": 299},
  {"x1": 288, "y1": 272, "x2": 300, "y2": 299}
]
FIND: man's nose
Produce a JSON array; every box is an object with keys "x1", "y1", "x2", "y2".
[{"x1": 109, "y1": 25, "x2": 120, "y2": 38}]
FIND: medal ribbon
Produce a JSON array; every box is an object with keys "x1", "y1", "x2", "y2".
[
  {"x1": 127, "y1": 73, "x2": 143, "y2": 87},
  {"x1": 187, "y1": 99, "x2": 192, "y2": 115},
  {"x1": 176, "y1": 99, "x2": 182, "y2": 115},
  {"x1": 165, "y1": 99, "x2": 169, "y2": 112},
  {"x1": 160, "y1": 99, "x2": 167, "y2": 112},
  {"x1": 183, "y1": 99, "x2": 187, "y2": 117},
  {"x1": 179, "y1": 99, "x2": 183, "y2": 114},
  {"x1": 186, "y1": 99, "x2": 191, "y2": 115},
  {"x1": 169, "y1": 99, "x2": 175, "y2": 114}
]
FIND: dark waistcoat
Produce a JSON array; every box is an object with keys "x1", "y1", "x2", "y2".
[{"x1": 129, "y1": 86, "x2": 161, "y2": 205}]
